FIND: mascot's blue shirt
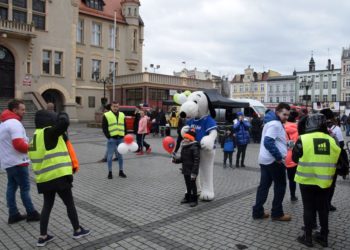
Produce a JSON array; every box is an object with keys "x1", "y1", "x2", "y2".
[{"x1": 187, "y1": 115, "x2": 217, "y2": 141}]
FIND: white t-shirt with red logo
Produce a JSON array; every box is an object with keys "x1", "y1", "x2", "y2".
[{"x1": 0, "y1": 119, "x2": 30, "y2": 169}]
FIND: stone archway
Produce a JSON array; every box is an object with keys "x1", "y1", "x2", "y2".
[
  {"x1": 0, "y1": 45, "x2": 15, "y2": 98},
  {"x1": 42, "y1": 89, "x2": 65, "y2": 113}
]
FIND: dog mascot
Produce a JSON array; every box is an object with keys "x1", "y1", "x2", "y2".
[{"x1": 179, "y1": 91, "x2": 217, "y2": 201}]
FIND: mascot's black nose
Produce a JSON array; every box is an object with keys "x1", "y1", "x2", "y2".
[{"x1": 180, "y1": 112, "x2": 187, "y2": 118}]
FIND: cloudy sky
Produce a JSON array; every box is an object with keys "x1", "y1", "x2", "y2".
[{"x1": 140, "y1": 0, "x2": 350, "y2": 78}]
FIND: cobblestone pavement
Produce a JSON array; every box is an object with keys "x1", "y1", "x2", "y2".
[{"x1": 0, "y1": 124, "x2": 349, "y2": 249}]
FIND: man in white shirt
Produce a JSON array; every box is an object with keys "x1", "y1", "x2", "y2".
[
  {"x1": 252, "y1": 103, "x2": 291, "y2": 221},
  {"x1": 0, "y1": 99, "x2": 40, "y2": 224}
]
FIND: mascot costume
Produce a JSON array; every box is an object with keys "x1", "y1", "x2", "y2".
[{"x1": 179, "y1": 91, "x2": 217, "y2": 201}]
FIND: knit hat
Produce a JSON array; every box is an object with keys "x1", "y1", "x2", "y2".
[
  {"x1": 237, "y1": 111, "x2": 243, "y2": 116},
  {"x1": 183, "y1": 129, "x2": 196, "y2": 141}
]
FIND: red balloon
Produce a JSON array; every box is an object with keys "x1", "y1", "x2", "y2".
[
  {"x1": 124, "y1": 134, "x2": 134, "y2": 144},
  {"x1": 162, "y1": 136, "x2": 176, "y2": 154}
]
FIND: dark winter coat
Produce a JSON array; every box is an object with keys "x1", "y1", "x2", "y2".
[
  {"x1": 233, "y1": 120, "x2": 251, "y2": 145},
  {"x1": 173, "y1": 141, "x2": 200, "y2": 176}
]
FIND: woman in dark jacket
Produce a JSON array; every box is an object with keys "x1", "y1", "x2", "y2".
[
  {"x1": 233, "y1": 112, "x2": 251, "y2": 167},
  {"x1": 172, "y1": 129, "x2": 200, "y2": 207},
  {"x1": 30, "y1": 110, "x2": 90, "y2": 247}
]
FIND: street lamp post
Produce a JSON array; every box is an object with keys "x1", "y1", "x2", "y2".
[
  {"x1": 94, "y1": 71, "x2": 113, "y2": 106},
  {"x1": 300, "y1": 78, "x2": 313, "y2": 110},
  {"x1": 150, "y1": 64, "x2": 160, "y2": 73}
]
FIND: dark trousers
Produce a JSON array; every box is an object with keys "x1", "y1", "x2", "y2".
[
  {"x1": 224, "y1": 152, "x2": 233, "y2": 165},
  {"x1": 299, "y1": 184, "x2": 330, "y2": 237},
  {"x1": 40, "y1": 188, "x2": 79, "y2": 235},
  {"x1": 184, "y1": 175, "x2": 197, "y2": 201},
  {"x1": 236, "y1": 145, "x2": 247, "y2": 165},
  {"x1": 174, "y1": 135, "x2": 183, "y2": 153},
  {"x1": 328, "y1": 174, "x2": 337, "y2": 207},
  {"x1": 252, "y1": 162, "x2": 286, "y2": 218},
  {"x1": 286, "y1": 167, "x2": 297, "y2": 198},
  {"x1": 136, "y1": 133, "x2": 150, "y2": 151}
]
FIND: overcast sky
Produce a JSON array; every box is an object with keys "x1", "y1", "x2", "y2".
[{"x1": 140, "y1": 0, "x2": 350, "y2": 78}]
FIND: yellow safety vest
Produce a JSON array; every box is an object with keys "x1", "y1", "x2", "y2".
[
  {"x1": 294, "y1": 132, "x2": 340, "y2": 188},
  {"x1": 104, "y1": 111, "x2": 125, "y2": 137},
  {"x1": 28, "y1": 128, "x2": 72, "y2": 184}
]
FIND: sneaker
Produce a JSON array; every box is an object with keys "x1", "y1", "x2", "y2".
[
  {"x1": 136, "y1": 151, "x2": 144, "y2": 155},
  {"x1": 37, "y1": 235, "x2": 54, "y2": 247},
  {"x1": 73, "y1": 226, "x2": 90, "y2": 239},
  {"x1": 313, "y1": 231, "x2": 328, "y2": 247},
  {"x1": 98, "y1": 158, "x2": 107, "y2": 163},
  {"x1": 253, "y1": 212, "x2": 270, "y2": 220},
  {"x1": 119, "y1": 170, "x2": 127, "y2": 178},
  {"x1": 180, "y1": 198, "x2": 190, "y2": 204},
  {"x1": 272, "y1": 214, "x2": 291, "y2": 221},
  {"x1": 27, "y1": 211, "x2": 40, "y2": 222},
  {"x1": 291, "y1": 196, "x2": 298, "y2": 202},
  {"x1": 190, "y1": 201, "x2": 198, "y2": 207},
  {"x1": 297, "y1": 234, "x2": 313, "y2": 248},
  {"x1": 108, "y1": 171, "x2": 113, "y2": 179},
  {"x1": 146, "y1": 147, "x2": 152, "y2": 154},
  {"x1": 8, "y1": 213, "x2": 26, "y2": 224},
  {"x1": 329, "y1": 204, "x2": 336, "y2": 211}
]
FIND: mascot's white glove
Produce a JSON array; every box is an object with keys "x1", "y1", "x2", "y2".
[
  {"x1": 181, "y1": 125, "x2": 190, "y2": 138},
  {"x1": 200, "y1": 130, "x2": 217, "y2": 151}
]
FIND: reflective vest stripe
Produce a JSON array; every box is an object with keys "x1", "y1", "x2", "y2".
[
  {"x1": 298, "y1": 162, "x2": 336, "y2": 168},
  {"x1": 33, "y1": 162, "x2": 72, "y2": 175},
  {"x1": 295, "y1": 171, "x2": 334, "y2": 180},
  {"x1": 31, "y1": 152, "x2": 69, "y2": 163}
]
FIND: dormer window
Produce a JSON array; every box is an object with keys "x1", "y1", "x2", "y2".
[{"x1": 85, "y1": 0, "x2": 104, "y2": 11}]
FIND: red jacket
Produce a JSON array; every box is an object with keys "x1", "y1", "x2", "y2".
[{"x1": 285, "y1": 122, "x2": 298, "y2": 168}]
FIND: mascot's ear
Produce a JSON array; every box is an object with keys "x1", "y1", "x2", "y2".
[{"x1": 203, "y1": 92, "x2": 216, "y2": 118}]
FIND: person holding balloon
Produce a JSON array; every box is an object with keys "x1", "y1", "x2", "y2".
[
  {"x1": 172, "y1": 129, "x2": 200, "y2": 207},
  {"x1": 102, "y1": 102, "x2": 127, "y2": 179}
]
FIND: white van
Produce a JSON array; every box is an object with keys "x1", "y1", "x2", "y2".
[{"x1": 231, "y1": 98, "x2": 267, "y2": 118}]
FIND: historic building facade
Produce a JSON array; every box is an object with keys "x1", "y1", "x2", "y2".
[
  {"x1": 231, "y1": 66, "x2": 281, "y2": 103},
  {"x1": 0, "y1": 0, "x2": 143, "y2": 121},
  {"x1": 266, "y1": 75, "x2": 297, "y2": 104},
  {"x1": 295, "y1": 57, "x2": 341, "y2": 105},
  {"x1": 341, "y1": 47, "x2": 350, "y2": 101}
]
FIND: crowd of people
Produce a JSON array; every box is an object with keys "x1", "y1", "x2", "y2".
[{"x1": 0, "y1": 99, "x2": 349, "y2": 248}]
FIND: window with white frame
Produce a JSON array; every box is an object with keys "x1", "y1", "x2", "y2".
[
  {"x1": 346, "y1": 93, "x2": 350, "y2": 101},
  {"x1": 276, "y1": 85, "x2": 280, "y2": 93},
  {"x1": 108, "y1": 26, "x2": 116, "y2": 49},
  {"x1": 331, "y1": 94, "x2": 336, "y2": 101},
  {"x1": 315, "y1": 95, "x2": 319, "y2": 101},
  {"x1": 347, "y1": 65, "x2": 350, "y2": 72},
  {"x1": 323, "y1": 95, "x2": 328, "y2": 101},
  {"x1": 233, "y1": 85, "x2": 236, "y2": 92},
  {"x1": 283, "y1": 96, "x2": 286, "y2": 102},
  {"x1": 32, "y1": 0, "x2": 45, "y2": 30},
  {"x1": 323, "y1": 81, "x2": 328, "y2": 89},
  {"x1": 276, "y1": 97, "x2": 279, "y2": 103},
  {"x1": 314, "y1": 82, "x2": 319, "y2": 89},
  {"x1": 260, "y1": 83, "x2": 264, "y2": 91},
  {"x1": 109, "y1": 61, "x2": 118, "y2": 76},
  {"x1": 269, "y1": 85, "x2": 272, "y2": 92},
  {"x1": 91, "y1": 59, "x2": 101, "y2": 80},
  {"x1": 91, "y1": 22, "x2": 101, "y2": 46},
  {"x1": 77, "y1": 19, "x2": 84, "y2": 44},
  {"x1": 42, "y1": 50, "x2": 51, "y2": 74},
  {"x1": 54, "y1": 51, "x2": 63, "y2": 75},
  {"x1": 76, "y1": 57, "x2": 83, "y2": 79},
  {"x1": 245, "y1": 84, "x2": 249, "y2": 92},
  {"x1": 290, "y1": 97, "x2": 294, "y2": 103},
  {"x1": 346, "y1": 79, "x2": 350, "y2": 87},
  {"x1": 132, "y1": 29, "x2": 137, "y2": 52},
  {"x1": 331, "y1": 81, "x2": 337, "y2": 89},
  {"x1": 283, "y1": 84, "x2": 286, "y2": 91},
  {"x1": 269, "y1": 97, "x2": 273, "y2": 103},
  {"x1": 239, "y1": 85, "x2": 243, "y2": 92}
]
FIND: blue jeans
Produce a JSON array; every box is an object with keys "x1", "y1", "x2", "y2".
[
  {"x1": 252, "y1": 162, "x2": 286, "y2": 218},
  {"x1": 346, "y1": 124, "x2": 350, "y2": 136},
  {"x1": 107, "y1": 138, "x2": 123, "y2": 172},
  {"x1": 6, "y1": 166, "x2": 35, "y2": 216}
]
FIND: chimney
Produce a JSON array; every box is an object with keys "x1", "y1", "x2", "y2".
[
  {"x1": 331, "y1": 64, "x2": 334, "y2": 71},
  {"x1": 327, "y1": 59, "x2": 331, "y2": 70}
]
